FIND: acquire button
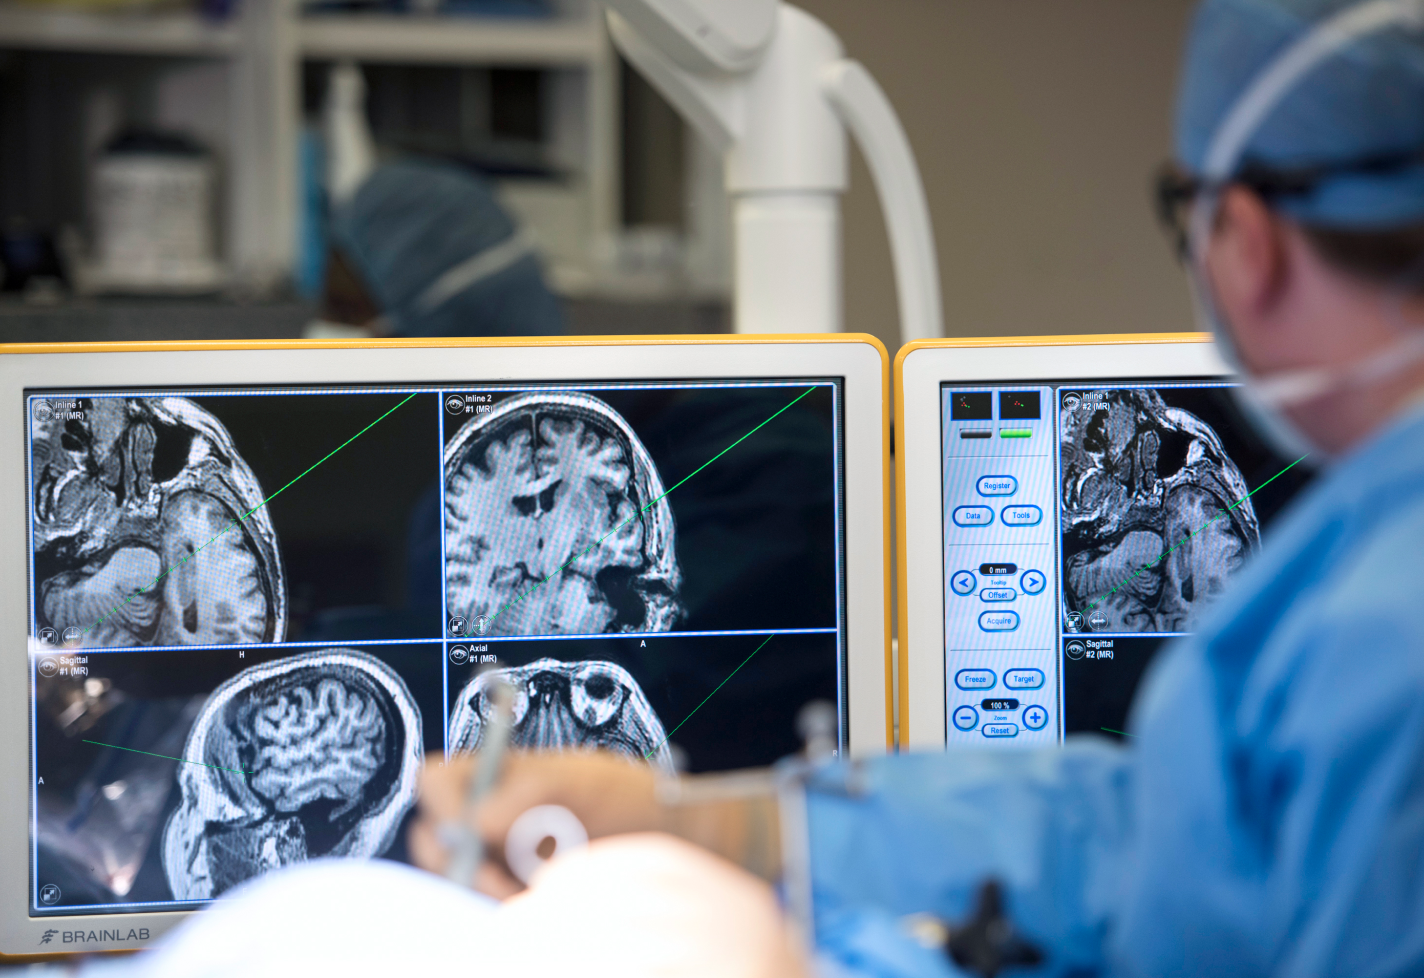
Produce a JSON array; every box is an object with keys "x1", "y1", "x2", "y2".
[
  {"x1": 955, "y1": 668, "x2": 997, "y2": 690},
  {"x1": 979, "y1": 588, "x2": 1016, "y2": 602},
  {"x1": 978, "y1": 611, "x2": 1019, "y2": 632},
  {"x1": 1004, "y1": 668, "x2": 1045, "y2": 689},
  {"x1": 1000, "y1": 505, "x2": 1042, "y2": 526},
  {"x1": 982, "y1": 723, "x2": 1019, "y2": 738},
  {"x1": 976, "y1": 475, "x2": 1017, "y2": 496},
  {"x1": 952, "y1": 705, "x2": 979, "y2": 731},
  {"x1": 953, "y1": 506, "x2": 994, "y2": 527}
]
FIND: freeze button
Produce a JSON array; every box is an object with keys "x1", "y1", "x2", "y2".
[{"x1": 955, "y1": 668, "x2": 997, "y2": 690}]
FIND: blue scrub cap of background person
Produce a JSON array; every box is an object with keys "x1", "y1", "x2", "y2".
[
  {"x1": 331, "y1": 158, "x2": 564, "y2": 338},
  {"x1": 1177, "y1": 0, "x2": 1424, "y2": 228}
]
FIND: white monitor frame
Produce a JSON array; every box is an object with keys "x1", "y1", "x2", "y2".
[
  {"x1": 894, "y1": 334, "x2": 1230, "y2": 751},
  {"x1": 0, "y1": 334, "x2": 891, "y2": 956}
]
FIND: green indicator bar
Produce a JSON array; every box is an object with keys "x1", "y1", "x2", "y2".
[{"x1": 1000, "y1": 429, "x2": 1033, "y2": 438}]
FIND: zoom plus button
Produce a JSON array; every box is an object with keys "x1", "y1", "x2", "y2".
[
  {"x1": 953, "y1": 706, "x2": 979, "y2": 731},
  {"x1": 1023, "y1": 706, "x2": 1048, "y2": 730},
  {"x1": 953, "y1": 506, "x2": 994, "y2": 527},
  {"x1": 979, "y1": 610, "x2": 1019, "y2": 632}
]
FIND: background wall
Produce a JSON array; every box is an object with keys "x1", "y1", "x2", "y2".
[{"x1": 793, "y1": 0, "x2": 1201, "y2": 350}]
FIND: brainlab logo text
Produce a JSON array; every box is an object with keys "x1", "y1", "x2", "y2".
[{"x1": 43, "y1": 928, "x2": 149, "y2": 944}]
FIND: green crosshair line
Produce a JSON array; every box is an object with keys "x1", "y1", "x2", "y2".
[
  {"x1": 82, "y1": 739, "x2": 252, "y2": 775},
  {"x1": 485, "y1": 386, "x2": 818, "y2": 631},
  {"x1": 83, "y1": 392, "x2": 420, "y2": 638},
  {"x1": 1100, "y1": 727, "x2": 1137, "y2": 739},
  {"x1": 646, "y1": 634, "x2": 775, "y2": 759},
  {"x1": 1079, "y1": 452, "x2": 1310, "y2": 618}
]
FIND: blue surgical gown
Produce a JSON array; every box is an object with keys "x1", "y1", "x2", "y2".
[{"x1": 810, "y1": 407, "x2": 1424, "y2": 978}]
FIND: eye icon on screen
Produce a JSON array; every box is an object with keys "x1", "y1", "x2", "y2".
[
  {"x1": 445, "y1": 395, "x2": 466, "y2": 415},
  {"x1": 1062, "y1": 393, "x2": 1081, "y2": 412}
]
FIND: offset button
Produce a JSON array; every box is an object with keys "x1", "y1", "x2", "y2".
[
  {"x1": 955, "y1": 668, "x2": 997, "y2": 690},
  {"x1": 1023, "y1": 706, "x2": 1048, "y2": 730},
  {"x1": 976, "y1": 475, "x2": 1018, "y2": 497},
  {"x1": 950, "y1": 570, "x2": 977, "y2": 596},
  {"x1": 952, "y1": 705, "x2": 979, "y2": 731},
  {"x1": 1004, "y1": 668, "x2": 1045, "y2": 690},
  {"x1": 982, "y1": 723, "x2": 1019, "y2": 738},
  {"x1": 1020, "y1": 570, "x2": 1047, "y2": 594},
  {"x1": 979, "y1": 610, "x2": 1019, "y2": 632},
  {"x1": 953, "y1": 505, "x2": 994, "y2": 527},
  {"x1": 979, "y1": 588, "x2": 1016, "y2": 603},
  {"x1": 1000, "y1": 505, "x2": 1043, "y2": 526}
]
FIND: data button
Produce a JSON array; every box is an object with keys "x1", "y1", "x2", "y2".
[{"x1": 953, "y1": 506, "x2": 994, "y2": 527}]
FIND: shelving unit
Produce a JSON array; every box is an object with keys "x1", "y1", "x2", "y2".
[{"x1": 0, "y1": 0, "x2": 729, "y2": 303}]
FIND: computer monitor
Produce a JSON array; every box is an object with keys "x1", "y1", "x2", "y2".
[
  {"x1": 895, "y1": 334, "x2": 1313, "y2": 750},
  {"x1": 0, "y1": 334, "x2": 890, "y2": 952}
]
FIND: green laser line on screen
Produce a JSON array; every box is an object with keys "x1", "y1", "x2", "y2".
[
  {"x1": 646, "y1": 634, "x2": 775, "y2": 759},
  {"x1": 484, "y1": 386, "x2": 818, "y2": 632},
  {"x1": 1080, "y1": 452, "x2": 1310, "y2": 617},
  {"x1": 82, "y1": 739, "x2": 252, "y2": 775},
  {"x1": 83, "y1": 392, "x2": 419, "y2": 639}
]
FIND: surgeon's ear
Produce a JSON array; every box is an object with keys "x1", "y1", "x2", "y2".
[{"x1": 1205, "y1": 186, "x2": 1291, "y2": 327}]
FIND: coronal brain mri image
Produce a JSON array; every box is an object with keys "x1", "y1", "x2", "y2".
[
  {"x1": 449, "y1": 658, "x2": 674, "y2": 772},
  {"x1": 162, "y1": 649, "x2": 421, "y2": 900},
  {"x1": 30, "y1": 396, "x2": 285, "y2": 648},
  {"x1": 444, "y1": 392, "x2": 682, "y2": 637},
  {"x1": 1060, "y1": 388, "x2": 1261, "y2": 633}
]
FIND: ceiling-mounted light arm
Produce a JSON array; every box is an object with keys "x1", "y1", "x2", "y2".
[{"x1": 822, "y1": 61, "x2": 943, "y2": 343}]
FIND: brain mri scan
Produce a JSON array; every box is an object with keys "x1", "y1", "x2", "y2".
[
  {"x1": 449, "y1": 658, "x2": 674, "y2": 773},
  {"x1": 31, "y1": 397, "x2": 285, "y2": 648},
  {"x1": 1060, "y1": 389, "x2": 1260, "y2": 633},
  {"x1": 162, "y1": 650, "x2": 421, "y2": 900},
  {"x1": 444, "y1": 392, "x2": 682, "y2": 637}
]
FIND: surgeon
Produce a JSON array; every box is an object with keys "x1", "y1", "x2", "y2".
[{"x1": 409, "y1": 1, "x2": 1424, "y2": 975}]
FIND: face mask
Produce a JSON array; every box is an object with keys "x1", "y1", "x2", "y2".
[{"x1": 1187, "y1": 0, "x2": 1424, "y2": 462}]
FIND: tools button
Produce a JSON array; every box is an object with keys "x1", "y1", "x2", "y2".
[{"x1": 1000, "y1": 505, "x2": 1042, "y2": 527}]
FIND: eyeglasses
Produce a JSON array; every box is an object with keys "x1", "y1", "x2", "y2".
[{"x1": 1153, "y1": 148, "x2": 1424, "y2": 261}]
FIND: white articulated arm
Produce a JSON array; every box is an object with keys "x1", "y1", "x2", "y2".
[{"x1": 822, "y1": 61, "x2": 944, "y2": 342}]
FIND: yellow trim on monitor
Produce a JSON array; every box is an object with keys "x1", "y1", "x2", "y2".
[
  {"x1": 0, "y1": 333, "x2": 881, "y2": 356},
  {"x1": 891, "y1": 331, "x2": 1214, "y2": 749},
  {"x1": 3, "y1": 331, "x2": 897, "y2": 750}
]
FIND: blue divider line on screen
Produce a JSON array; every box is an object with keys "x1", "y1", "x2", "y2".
[
  {"x1": 80, "y1": 392, "x2": 420, "y2": 640},
  {"x1": 487, "y1": 385, "x2": 819, "y2": 632},
  {"x1": 1079, "y1": 452, "x2": 1310, "y2": 617},
  {"x1": 646, "y1": 633, "x2": 776, "y2": 758}
]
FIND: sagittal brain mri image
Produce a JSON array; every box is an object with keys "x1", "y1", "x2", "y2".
[
  {"x1": 449, "y1": 658, "x2": 674, "y2": 773},
  {"x1": 444, "y1": 391, "x2": 682, "y2": 637},
  {"x1": 1060, "y1": 389, "x2": 1260, "y2": 633},
  {"x1": 161, "y1": 649, "x2": 421, "y2": 899},
  {"x1": 31, "y1": 397, "x2": 285, "y2": 648}
]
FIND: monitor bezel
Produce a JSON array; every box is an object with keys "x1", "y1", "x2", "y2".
[
  {"x1": 894, "y1": 333, "x2": 1231, "y2": 751},
  {"x1": 0, "y1": 334, "x2": 891, "y2": 957}
]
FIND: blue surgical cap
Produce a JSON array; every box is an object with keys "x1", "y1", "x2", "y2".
[
  {"x1": 331, "y1": 159, "x2": 564, "y2": 338},
  {"x1": 1176, "y1": 0, "x2": 1424, "y2": 228}
]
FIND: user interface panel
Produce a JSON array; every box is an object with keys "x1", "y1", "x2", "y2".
[
  {"x1": 27, "y1": 379, "x2": 845, "y2": 915},
  {"x1": 940, "y1": 379, "x2": 1310, "y2": 746}
]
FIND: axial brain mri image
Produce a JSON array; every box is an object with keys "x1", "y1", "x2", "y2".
[
  {"x1": 450, "y1": 658, "x2": 674, "y2": 773},
  {"x1": 444, "y1": 391, "x2": 682, "y2": 637},
  {"x1": 1060, "y1": 389, "x2": 1260, "y2": 633},
  {"x1": 162, "y1": 650, "x2": 422, "y2": 900},
  {"x1": 30, "y1": 397, "x2": 285, "y2": 648}
]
